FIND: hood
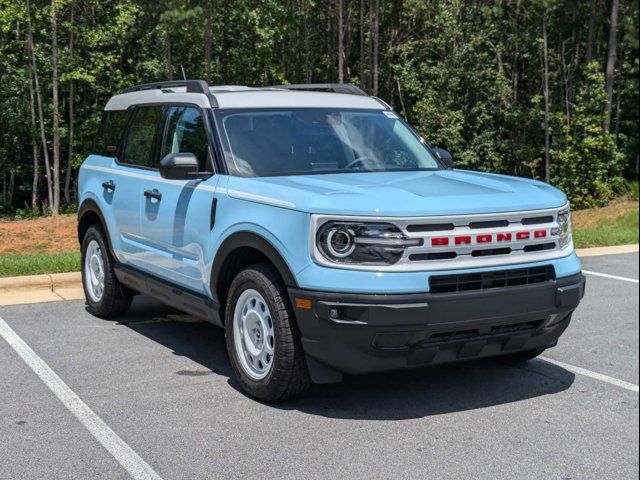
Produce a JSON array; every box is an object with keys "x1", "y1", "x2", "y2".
[{"x1": 226, "y1": 170, "x2": 568, "y2": 216}]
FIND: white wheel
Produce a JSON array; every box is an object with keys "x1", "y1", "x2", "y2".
[
  {"x1": 84, "y1": 239, "x2": 105, "y2": 303},
  {"x1": 232, "y1": 288, "x2": 275, "y2": 380}
]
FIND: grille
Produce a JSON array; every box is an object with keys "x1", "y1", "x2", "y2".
[
  {"x1": 424, "y1": 320, "x2": 544, "y2": 344},
  {"x1": 311, "y1": 204, "x2": 571, "y2": 272},
  {"x1": 429, "y1": 265, "x2": 555, "y2": 294}
]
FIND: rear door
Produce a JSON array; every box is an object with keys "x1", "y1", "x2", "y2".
[
  {"x1": 137, "y1": 105, "x2": 219, "y2": 294},
  {"x1": 114, "y1": 105, "x2": 164, "y2": 269}
]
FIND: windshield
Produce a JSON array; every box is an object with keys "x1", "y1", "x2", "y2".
[{"x1": 214, "y1": 108, "x2": 441, "y2": 177}]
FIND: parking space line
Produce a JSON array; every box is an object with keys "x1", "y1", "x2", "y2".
[
  {"x1": 583, "y1": 270, "x2": 639, "y2": 284},
  {"x1": 540, "y1": 356, "x2": 639, "y2": 393},
  {"x1": 0, "y1": 317, "x2": 163, "y2": 480}
]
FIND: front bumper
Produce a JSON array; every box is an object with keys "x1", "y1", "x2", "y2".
[{"x1": 289, "y1": 273, "x2": 585, "y2": 383}]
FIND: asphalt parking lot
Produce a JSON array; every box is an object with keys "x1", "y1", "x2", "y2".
[{"x1": 1, "y1": 253, "x2": 638, "y2": 480}]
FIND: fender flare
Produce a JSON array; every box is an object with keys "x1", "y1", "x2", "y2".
[
  {"x1": 77, "y1": 198, "x2": 116, "y2": 258},
  {"x1": 210, "y1": 231, "x2": 298, "y2": 296}
]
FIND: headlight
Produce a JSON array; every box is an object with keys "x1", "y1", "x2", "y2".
[
  {"x1": 553, "y1": 206, "x2": 572, "y2": 249},
  {"x1": 317, "y1": 221, "x2": 421, "y2": 265}
]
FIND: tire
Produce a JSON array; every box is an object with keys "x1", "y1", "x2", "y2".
[
  {"x1": 498, "y1": 347, "x2": 546, "y2": 364},
  {"x1": 225, "y1": 263, "x2": 311, "y2": 402},
  {"x1": 81, "y1": 224, "x2": 133, "y2": 318}
]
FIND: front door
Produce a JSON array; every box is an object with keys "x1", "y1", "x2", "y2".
[{"x1": 137, "y1": 105, "x2": 218, "y2": 294}]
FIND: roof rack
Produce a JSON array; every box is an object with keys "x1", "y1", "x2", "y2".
[
  {"x1": 121, "y1": 79, "x2": 219, "y2": 107},
  {"x1": 269, "y1": 83, "x2": 368, "y2": 96}
]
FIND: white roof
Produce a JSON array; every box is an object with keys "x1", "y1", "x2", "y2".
[{"x1": 104, "y1": 86, "x2": 386, "y2": 111}]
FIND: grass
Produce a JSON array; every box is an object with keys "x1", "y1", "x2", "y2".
[
  {"x1": 572, "y1": 200, "x2": 639, "y2": 248},
  {"x1": 0, "y1": 251, "x2": 81, "y2": 278}
]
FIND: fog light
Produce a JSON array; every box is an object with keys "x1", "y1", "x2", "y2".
[{"x1": 329, "y1": 308, "x2": 341, "y2": 319}]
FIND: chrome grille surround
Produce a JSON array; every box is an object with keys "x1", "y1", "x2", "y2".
[{"x1": 311, "y1": 203, "x2": 573, "y2": 271}]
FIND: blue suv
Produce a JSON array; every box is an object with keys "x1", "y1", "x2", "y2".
[{"x1": 78, "y1": 80, "x2": 585, "y2": 401}]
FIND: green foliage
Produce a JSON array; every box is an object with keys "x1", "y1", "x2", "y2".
[
  {"x1": 573, "y1": 207, "x2": 639, "y2": 248},
  {"x1": 619, "y1": 180, "x2": 639, "y2": 200},
  {"x1": 549, "y1": 63, "x2": 625, "y2": 208},
  {"x1": 0, "y1": 0, "x2": 638, "y2": 213},
  {"x1": 0, "y1": 251, "x2": 80, "y2": 277}
]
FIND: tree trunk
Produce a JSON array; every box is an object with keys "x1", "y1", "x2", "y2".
[
  {"x1": 585, "y1": 0, "x2": 597, "y2": 63},
  {"x1": 359, "y1": 0, "x2": 365, "y2": 88},
  {"x1": 370, "y1": 0, "x2": 379, "y2": 96},
  {"x1": 542, "y1": 10, "x2": 551, "y2": 183},
  {"x1": 26, "y1": 0, "x2": 53, "y2": 210},
  {"x1": 165, "y1": 27, "x2": 173, "y2": 80},
  {"x1": 51, "y1": 0, "x2": 61, "y2": 215},
  {"x1": 338, "y1": 0, "x2": 344, "y2": 83},
  {"x1": 64, "y1": 5, "x2": 75, "y2": 205},
  {"x1": 28, "y1": 69, "x2": 40, "y2": 210},
  {"x1": 603, "y1": 0, "x2": 619, "y2": 133},
  {"x1": 204, "y1": 3, "x2": 212, "y2": 83},
  {"x1": 614, "y1": 39, "x2": 623, "y2": 143},
  {"x1": 326, "y1": 0, "x2": 333, "y2": 80},
  {"x1": 7, "y1": 170, "x2": 15, "y2": 208},
  {"x1": 562, "y1": 40, "x2": 571, "y2": 127}
]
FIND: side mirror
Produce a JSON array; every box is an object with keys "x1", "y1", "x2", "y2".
[
  {"x1": 433, "y1": 148, "x2": 454, "y2": 169},
  {"x1": 159, "y1": 152, "x2": 202, "y2": 180}
]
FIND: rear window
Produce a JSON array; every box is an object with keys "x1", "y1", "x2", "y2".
[{"x1": 94, "y1": 110, "x2": 130, "y2": 158}]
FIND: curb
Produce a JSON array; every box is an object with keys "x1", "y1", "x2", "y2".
[
  {"x1": 575, "y1": 244, "x2": 639, "y2": 257},
  {"x1": 0, "y1": 272, "x2": 83, "y2": 306},
  {"x1": 0, "y1": 272, "x2": 81, "y2": 291}
]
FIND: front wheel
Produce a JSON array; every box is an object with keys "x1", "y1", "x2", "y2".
[{"x1": 225, "y1": 264, "x2": 311, "y2": 401}]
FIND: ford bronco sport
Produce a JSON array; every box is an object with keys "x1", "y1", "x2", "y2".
[{"x1": 78, "y1": 80, "x2": 585, "y2": 401}]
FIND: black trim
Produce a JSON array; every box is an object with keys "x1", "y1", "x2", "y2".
[
  {"x1": 122, "y1": 79, "x2": 219, "y2": 108},
  {"x1": 77, "y1": 199, "x2": 116, "y2": 256},
  {"x1": 114, "y1": 264, "x2": 222, "y2": 327},
  {"x1": 269, "y1": 83, "x2": 368, "y2": 96},
  {"x1": 210, "y1": 198, "x2": 217, "y2": 230},
  {"x1": 210, "y1": 232, "x2": 298, "y2": 302},
  {"x1": 289, "y1": 273, "x2": 585, "y2": 383}
]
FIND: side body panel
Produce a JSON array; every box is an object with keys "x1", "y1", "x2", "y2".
[
  {"x1": 137, "y1": 171, "x2": 221, "y2": 293},
  {"x1": 78, "y1": 155, "x2": 142, "y2": 263}
]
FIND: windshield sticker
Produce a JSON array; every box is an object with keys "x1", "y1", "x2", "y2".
[{"x1": 383, "y1": 111, "x2": 398, "y2": 119}]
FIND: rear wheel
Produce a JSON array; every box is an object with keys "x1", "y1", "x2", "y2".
[
  {"x1": 498, "y1": 348, "x2": 546, "y2": 363},
  {"x1": 81, "y1": 225, "x2": 133, "y2": 318},
  {"x1": 225, "y1": 264, "x2": 311, "y2": 401}
]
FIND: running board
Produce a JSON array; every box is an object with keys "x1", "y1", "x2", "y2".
[{"x1": 114, "y1": 264, "x2": 222, "y2": 327}]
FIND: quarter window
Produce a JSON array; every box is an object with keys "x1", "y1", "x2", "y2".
[
  {"x1": 121, "y1": 106, "x2": 162, "y2": 168},
  {"x1": 161, "y1": 106, "x2": 209, "y2": 171}
]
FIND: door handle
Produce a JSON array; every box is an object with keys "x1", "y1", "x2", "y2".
[
  {"x1": 102, "y1": 180, "x2": 116, "y2": 191},
  {"x1": 144, "y1": 189, "x2": 162, "y2": 201}
]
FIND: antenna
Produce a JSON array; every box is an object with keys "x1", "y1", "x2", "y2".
[{"x1": 181, "y1": 65, "x2": 187, "y2": 81}]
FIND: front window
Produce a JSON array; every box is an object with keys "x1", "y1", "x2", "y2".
[
  {"x1": 214, "y1": 108, "x2": 441, "y2": 177},
  {"x1": 162, "y1": 106, "x2": 209, "y2": 171}
]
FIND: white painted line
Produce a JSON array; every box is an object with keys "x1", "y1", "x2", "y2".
[
  {"x1": 583, "y1": 270, "x2": 639, "y2": 284},
  {"x1": 540, "y1": 356, "x2": 639, "y2": 393},
  {"x1": 0, "y1": 317, "x2": 163, "y2": 480}
]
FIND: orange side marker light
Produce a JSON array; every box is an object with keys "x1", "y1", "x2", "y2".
[{"x1": 295, "y1": 298, "x2": 312, "y2": 310}]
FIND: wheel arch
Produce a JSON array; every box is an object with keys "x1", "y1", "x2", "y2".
[
  {"x1": 211, "y1": 231, "x2": 298, "y2": 317},
  {"x1": 77, "y1": 199, "x2": 116, "y2": 258}
]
